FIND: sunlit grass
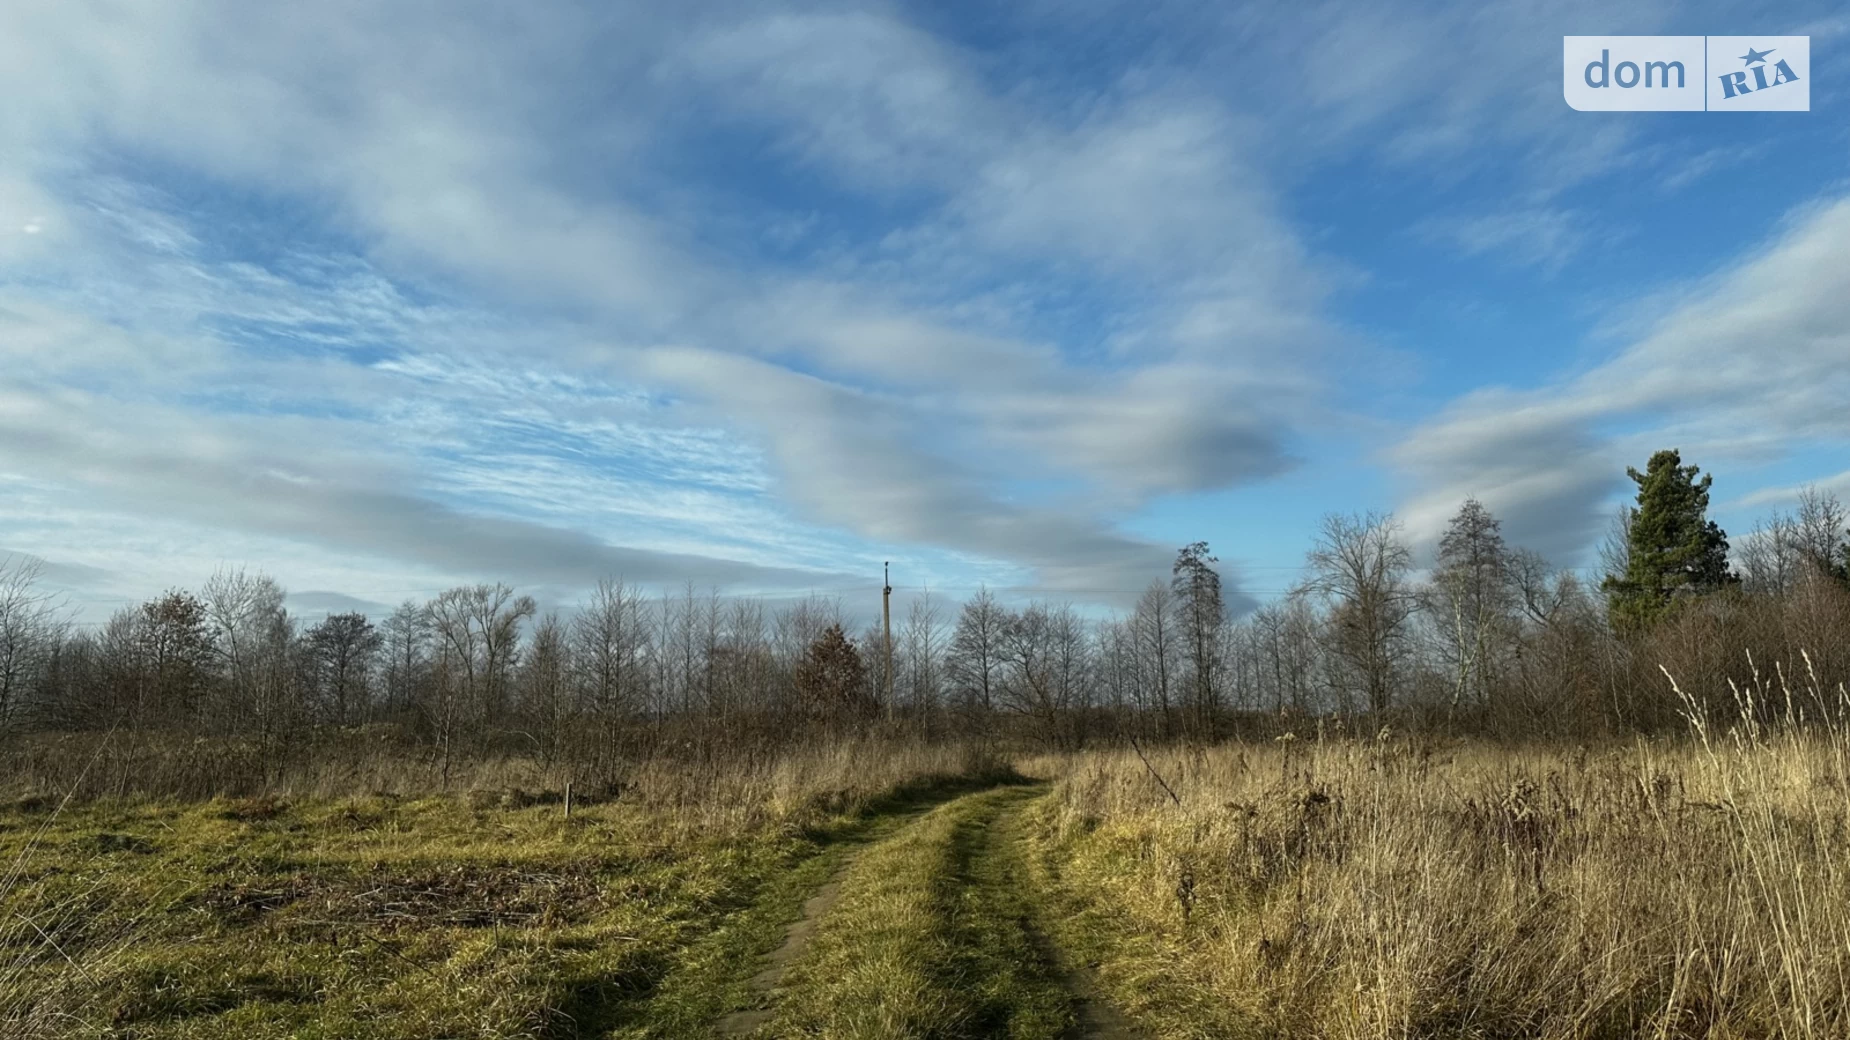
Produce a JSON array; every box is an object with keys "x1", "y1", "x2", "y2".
[
  {"x1": 0, "y1": 741, "x2": 1010, "y2": 1039},
  {"x1": 1023, "y1": 658, "x2": 1850, "y2": 1039},
  {"x1": 768, "y1": 783, "x2": 1071, "y2": 1040}
]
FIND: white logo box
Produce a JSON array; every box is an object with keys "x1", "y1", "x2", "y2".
[{"x1": 1565, "y1": 36, "x2": 1809, "y2": 112}]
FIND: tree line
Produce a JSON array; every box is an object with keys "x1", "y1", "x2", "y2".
[{"x1": 2, "y1": 449, "x2": 1848, "y2": 789}]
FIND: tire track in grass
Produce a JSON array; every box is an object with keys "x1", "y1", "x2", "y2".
[
  {"x1": 1012, "y1": 797, "x2": 1255, "y2": 1040},
  {"x1": 756, "y1": 783, "x2": 1140, "y2": 1039},
  {"x1": 552, "y1": 775, "x2": 1013, "y2": 1040},
  {"x1": 712, "y1": 866, "x2": 849, "y2": 1036},
  {"x1": 984, "y1": 802, "x2": 1141, "y2": 1040}
]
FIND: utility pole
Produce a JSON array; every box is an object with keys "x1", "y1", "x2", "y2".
[{"x1": 883, "y1": 561, "x2": 895, "y2": 722}]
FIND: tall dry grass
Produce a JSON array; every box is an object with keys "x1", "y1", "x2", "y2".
[
  {"x1": 0, "y1": 727, "x2": 1003, "y2": 817},
  {"x1": 611, "y1": 736, "x2": 1013, "y2": 836},
  {"x1": 1027, "y1": 654, "x2": 1850, "y2": 1039}
]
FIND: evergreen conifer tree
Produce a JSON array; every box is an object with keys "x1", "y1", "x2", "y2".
[{"x1": 1603, "y1": 449, "x2": 1733, "y2": 632}]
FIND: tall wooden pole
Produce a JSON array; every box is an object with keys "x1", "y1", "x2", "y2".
[{"x1": 883, "y1": 561, "x2": 894, "y2": 722}]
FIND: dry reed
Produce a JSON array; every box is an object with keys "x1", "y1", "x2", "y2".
[{"x1": 1027, "y1": 653, "x2": 1850, "y2": 1039}]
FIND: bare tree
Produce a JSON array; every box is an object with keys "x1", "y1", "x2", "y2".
[
  {"x1": 900, "y1": 593, "x2": 946, "y2": 727},
  {"x1": 425, "y1": 592, "x2": 479, "y2": 782},
  {"x1": 1248, "y1": 594, "x2": 1318, "y2": 715},
  {"x1": 426, "y1": 583, "x2": 535, "y2": 778},
  {"x1": 664, "y1": 582, "x2": 704, "y2": 716},
  {"x1": 1738, "y1": 510, "x2": 1799, "y2": 595},
  {"x1": 1423, "y1": 499, "x2": 1515, "y2": 715},
  {"x1": 479, "y1": 586, "x2": 536, "y2": 724},
  {"x1": 1503, "y1": 557, "x2": 1606, "y2": 730},
  {"x1": 1509, "y1": 548, "x2": 1572, "y2": 627},
  {"x1": 697, "y1": 586, "x2": 724, "y2": 718},
  {"x1": 1096, "y1": 618, "x2": 1137, "y2": 717},
  {"x1": 201, "y1": 568, "x2": 291, "y2": 739},
  {"x1": 997, "y1": 603, "x2": 1062, "y2": 745},
  {"x1": 946, "y1": 587, "x2": 1007, "y2": 724},
  {"x1": 1795, "y1": 487, "x2": 1849, "y2": 581},
  {"x1": 1597, "y1": 505, "x2": 1634, "y2": 599},
  {"x1": 858, "y1": 619, "x2": 889, "y2": 717},
  {"x1": 1131, "y1": 581, "x2": 1178, "y2": 736},
  {"x1": 97, "y1": 606, "x2": 146, "y2": 725},
  {"x1": 34, "y1": 628, "x2": 106, "y2": 730},
  {"x1": 652, "y1": 590, "x2": 678, "y2": 721},
  {"x1": 715, "y1": 597, "x2": 772, "y2": 719},
  {"x1": 767, "y1": 594, "x2": 836, "y2": 725},
  {"x1": 137, "y1": 590, "x2": 219, "y2": 728},
  {"x1": 302, "y1": 612, "x2": 382, "y2": 729},
  {"x1": 1220, "y1": 617, "x2": 1256, "y2": 716},
  {"x1": 994, "y1": 603, "x2": 1097, "y2": 747},
  {"x1": 1172, "y1": 543, "x2": 1224, "y2": 739},
  {"x1": 1736, "y1": 489, "x2": 1848, "y2": 597},
  {"x1": 1048, "y1": 604, "x2": 1094, "y2": 743},
  {"x1": 572, "y1": 578, "x2": 650, "y2": 747},
  {"x1": 380, "y1": 600, "x2": 431, "y2": 717},
  {"x1": 1304, "y1": 512, "x2": 1415, "y2": 715},
  {"x1": 0, "y1": 557, "x2": 67, "y2": 732},
  {"x1": 518, "y1": 611, "x2": 572, "y2": 764}
]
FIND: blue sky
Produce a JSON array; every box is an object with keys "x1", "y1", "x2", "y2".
[{"x1": 1, "y1": 0, "x2": 1847, "y2": 624}]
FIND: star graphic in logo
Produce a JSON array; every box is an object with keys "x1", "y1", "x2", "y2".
[{"x1": 1740, "y1": 46, "x2": 1775, "y2": 66}]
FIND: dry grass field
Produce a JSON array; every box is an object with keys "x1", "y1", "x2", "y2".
[
  {"x1": 8, "y1": 670, "x2": 1850, "y2": 1038},
  {"x1": 1021, "y1": 664, "x2": 1850, "y2": 1039}
]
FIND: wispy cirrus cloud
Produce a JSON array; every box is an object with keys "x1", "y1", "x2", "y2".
[
  {"x1": 1415, "y1": 207, "x2": 1606, "y2": 272},
  {"x1": 1391, "y1": 194, "x2": 1850, "y2": 563},
  {"x1": 1, "y1": 0, "x2": 1845, "y2": 619},
  {"x1": 0, "y1": 0, "x2": 1359, "y2": 613}
]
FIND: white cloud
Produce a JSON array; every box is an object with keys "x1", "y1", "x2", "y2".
[
  {"x1": 1416, "y1": 207, "x2": 1603, "y2": 272},
  {"x1": 1391, "y1": 193, "x2": 1850, "y2": 564},
  {"x1": 1736, "y1": 470, "x2": 1850, "y2": 510},
  {"x1": 6, "y1": 0, "x2": 1834, "y2": 617}
]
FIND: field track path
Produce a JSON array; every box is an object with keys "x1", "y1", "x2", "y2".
[
  {"x1": 980, "y1": 790, "x2": 1141, "y2": 1040},
  {"x1": 712, "y1": 863, "x2": 850, "y2": 1036},
  {"x1": 708, "y1": 784, "x2": 987, "y2": 1037},
  {"x1": 721, "y1": 783, "x2": 1140, "y2": 1039},
  {"x1": 574, "y1": 781, "x2": 1000, "y2": 1039}
]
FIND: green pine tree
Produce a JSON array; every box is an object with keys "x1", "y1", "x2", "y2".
[{"x1": 1603, "y1": 449, "x2": 1734, "y2": 632}]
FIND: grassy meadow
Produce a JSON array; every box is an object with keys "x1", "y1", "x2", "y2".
[
  {"x1": 0, "y1": 742, "x2": 1014, "y2": 1039},
  {"x1": 9, "y1": 685, "x2": 1850, "y2": 1039}
]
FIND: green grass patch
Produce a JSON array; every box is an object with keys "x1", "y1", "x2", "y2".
[
  {"x1": 0, "y1": 772, "x2": 1015, "y2": 1039},
  {"x1": 765, "y1": 783, "x2": 1073, "y2": 1040},
  {"x1": 599, "y1": 772, "x2": 1018, "y2": 1039}
]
